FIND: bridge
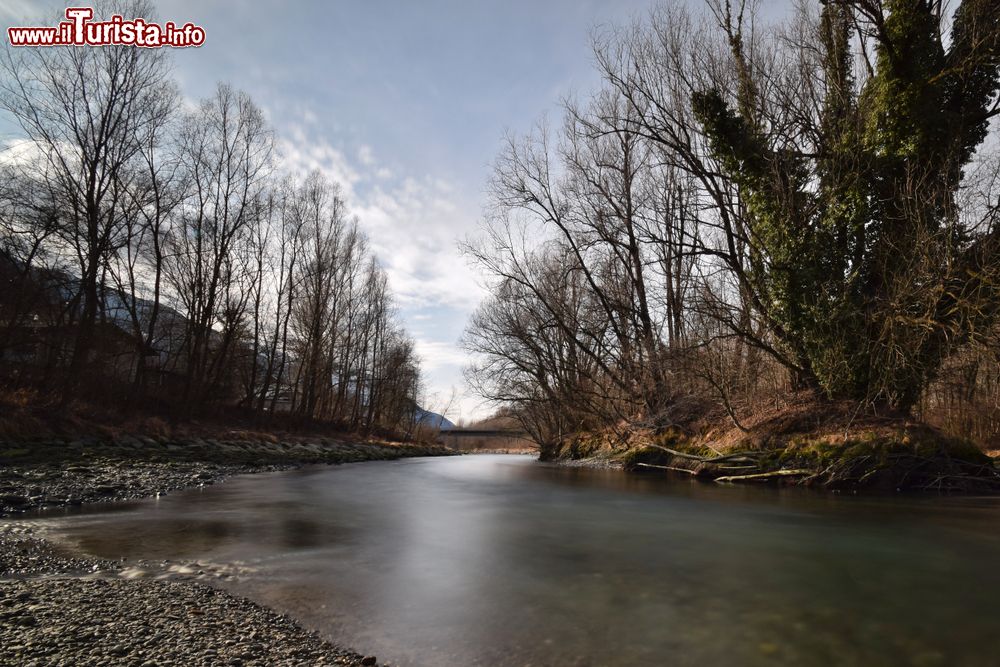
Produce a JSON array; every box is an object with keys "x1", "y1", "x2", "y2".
[
  {"x1": 436, "y1": 429, "x2": 538, "y2": 452},
  {"x1": 442, "y1": 429, "x2": 527, "y2": 437}
]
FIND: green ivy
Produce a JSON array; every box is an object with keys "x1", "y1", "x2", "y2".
[{"x1": 694, "y1": 0, "x2": 1000, "y2": 410}]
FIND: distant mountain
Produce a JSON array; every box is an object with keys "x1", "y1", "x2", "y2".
[{"x1": 415, "y1": 408, "x2": 455, "y2": 431}]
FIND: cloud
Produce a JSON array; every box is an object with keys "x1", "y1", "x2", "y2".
[
  {"x1": 358, "y1": 144, "x2": 375, "y2": 166},
  {"x1": 268, "y1": 111, "x2": 492, "y2": 419},
  {"x1": 276, "y1": 124, "x2": 361, "y2": 198},
  {"x1": 272, "y1": 119, "x2": 490, "y2": 315},
  {"x1": 414, "y1": 338, "x2": 488, "y2": 422},
  {"x1": 355, "y1": 178, "x2": 488, "y2": 311},
  {"x1": 414, "y1": 339, "x2": 470, "y2": 372},
  {"x1": 0, "y1": 0, "x2": 47, "y2": 22},
  {"x1": 274, "y1": 124, "x2": 487, "y2": 310},
  {"x1": 0, "y1": 138, "x2": 48, "y2": 167},
  {"x1": 299, "y1": 107, "x2": 319, "y2": 126}
]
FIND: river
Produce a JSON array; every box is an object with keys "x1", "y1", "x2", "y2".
[{"x1": 32, "y1": 454, "x2": 1000, "y2": 666}]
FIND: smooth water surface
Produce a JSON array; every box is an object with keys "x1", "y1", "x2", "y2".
[{"x1": 34, "y1": 455, "x2": 1000, "y2": 666}]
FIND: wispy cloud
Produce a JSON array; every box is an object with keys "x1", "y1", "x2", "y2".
[
  {"x1": 0, "y1": 0, "x2": 47, "y2": 22},
  {"x1": 275, "y1": 123, "x2": 487, "y2": 311},
  {"x1": 4, "y1": 0, "x2": 677, "y2": 421},
  {"x1": 414, "y1": 339, "x2": 471, "y2": 372},
  {"x1": 277, "y1": 124, "x2": 361, "y2": 198},
  {"x1": 270, "y1": 117, "x2": 489, "y2": 419},
  {"x1": 357, "y1": 144, "x2": 375, "y2": 166}
]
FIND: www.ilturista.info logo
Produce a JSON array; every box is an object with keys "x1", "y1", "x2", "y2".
[{"x1": 7, "y1": 7, "x2": 205, "y2": 48}]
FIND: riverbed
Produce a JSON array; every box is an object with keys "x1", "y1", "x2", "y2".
[{"x1": 27, "y1": 454, "x2": 1000, "y2": 666}]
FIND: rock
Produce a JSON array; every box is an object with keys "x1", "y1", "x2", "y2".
[{"x1": 361, "y1": 656, "x2": 377, "y2": 665}]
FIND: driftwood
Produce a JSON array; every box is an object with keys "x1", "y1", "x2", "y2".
[
  {"x1": 635, "y1": 441, "x2": 1000, "y2": 491},
  {"x1": 635, "y1": 462, "x2": 699, "y2": 476},
  {"x1": 714, "y1": 469, "x2": 812, "y2": 483},
  {"x1": 644, "y1": 444, "x2": 761, "y2": 465}
]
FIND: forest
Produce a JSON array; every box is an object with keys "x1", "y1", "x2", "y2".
[
  {"x1": 464, "y1": 0, "x2": 1000, "y2": 487},
  {"x1": 0, "y1": 7, "x2": 422, "y2": 435}
]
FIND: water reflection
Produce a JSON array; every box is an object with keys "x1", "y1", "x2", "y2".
[{"x1": 35, "y1": 455, "x2": 1000, "y2": 666}]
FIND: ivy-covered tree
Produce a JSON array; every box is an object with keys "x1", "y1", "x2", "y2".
[{"x1": 691, "y1": 0, "x2": 1000, "y2": 411}]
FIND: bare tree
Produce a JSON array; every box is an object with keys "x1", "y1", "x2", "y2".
[
  {"x1": 165, "y1": 83, "x2": 273, "y2": 407},
  {"x1": 0, "y1": 0, "x2": 173, "y2": 398},
  {"x1": 105, "y1": 79, "x2": 185, "y2": 391}
]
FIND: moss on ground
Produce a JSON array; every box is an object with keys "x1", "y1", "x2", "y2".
[{"x1": 571, "y1": 421, "x2": 999, "y2": 493}]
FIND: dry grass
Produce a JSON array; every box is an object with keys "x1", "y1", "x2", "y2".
[
  {"x1": 702, "y1": 393, "x2": 913, "y2": 453},
  {"x1": 546, "y1": 394, "x2": 999, "y2": 491},
  {"x1": 0, "y1": 386, "x2": 416, "y2": 447}
]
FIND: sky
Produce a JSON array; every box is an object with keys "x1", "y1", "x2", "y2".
[{"x1": 0, "y1": 0, "x2": 736, "y2": 422}]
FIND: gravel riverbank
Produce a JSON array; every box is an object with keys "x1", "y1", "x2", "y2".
[
  {"x1": 0, "y1": 436, "x2": 453, "y2": 665},
  {"x1": 0, "y1": 435, "x2": 451, "y2": 516},
  {"x1": 1, "y1": 575, "x2": 381, "y2": 666},
  {"x1": 1, "y1": 522, "x2": 386, "y2": 667},
  {"x1": 1, "y1": 523, "x2": 387, "y2": 666},
  {"x1": 0, "y1": 460, "x2": 289, "y2": 517}
]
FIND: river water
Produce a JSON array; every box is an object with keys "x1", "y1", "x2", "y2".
[{"x1": 34, "y1": 454, "x2": 1000, "y2": 666}]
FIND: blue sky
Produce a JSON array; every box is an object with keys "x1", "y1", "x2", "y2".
[
  {"x1": 1, "y1": 0, "x2": 766, "y2": 421},
  {"x1": 161, "y1": 0, "x2": 668, "y2": 423}
]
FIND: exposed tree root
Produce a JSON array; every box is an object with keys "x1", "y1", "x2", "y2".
[{"x1": 630, "y1": 444, "x2": 1000, "y2": 493}]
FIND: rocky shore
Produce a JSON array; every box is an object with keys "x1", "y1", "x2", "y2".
[
  {"x1": 0, "y1": 435, "x2": 453, "y2": 665},
  {"x1": 0, "y1": 434, "x2": 452, "y2": 516},
  {"x1": 1, "y1": 523, "x2": 381, "y2": 666},
  {"x1": 3, "y1": 578, "x2": 379, "y2": 667}
]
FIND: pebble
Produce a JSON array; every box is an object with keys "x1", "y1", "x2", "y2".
[
  {"x1": 0, "y1": 578, "x2": 378, "y2": 666},
  {"x1": 1, "y1": 437, "x2": 452, "y2": 518},
  {"x1": 0, "y1": 437, "x2": 454, "y2": 665}
]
